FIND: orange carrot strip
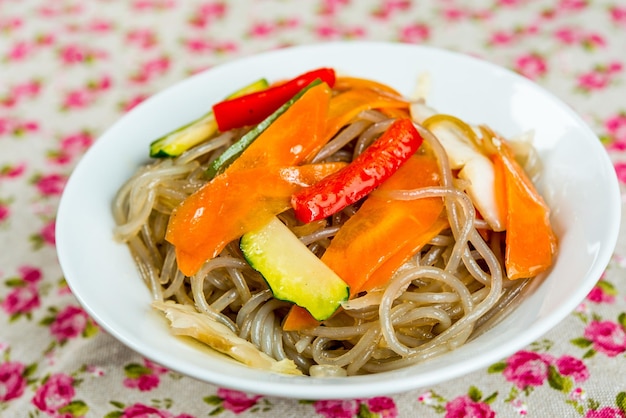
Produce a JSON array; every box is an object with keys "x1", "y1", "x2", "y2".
[
  {"x1": 166, "y1": 163, "x2": 346, "y2": 276},
  {"x1": 492, "y1": 142, "x2": 557, "y2": 280},
  {"x1": 333, "y1": 76, "x2": 403, "y2": 96},
  {"x1": 319, "y1": 88, "x2": 409, "y2": 148}
]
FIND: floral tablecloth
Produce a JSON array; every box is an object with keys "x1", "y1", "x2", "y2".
[{"x1": 1, "y1": 0, "x2": 626, "y2": 417}]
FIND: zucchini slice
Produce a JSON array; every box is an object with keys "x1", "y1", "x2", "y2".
[
  {"x1": 149, "y1": 78, "x2": 269, "y2": 158},
  {"x1": 240, "y1": 217, "x2": 349, "y2": 321}
]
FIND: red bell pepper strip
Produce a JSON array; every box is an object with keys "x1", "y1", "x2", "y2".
[
  {"x1": 212, "y1": 68, "x2": 336, "y2": 132},
  {"x1": 290, "y1": 118, "x2": 423, "y2": 223}
]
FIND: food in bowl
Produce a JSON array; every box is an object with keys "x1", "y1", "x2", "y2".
[{"x1": 111, "y1": 67, "x2": 557, "y2": 377}]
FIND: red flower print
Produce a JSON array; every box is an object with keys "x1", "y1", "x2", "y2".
[
  {"x1": 514, "y1": 53, "x2": 547, "y2": 80},
  {"x1": 49, "y1": 305, "x2": 89, "y2": 342},
  {"x1": 216, "y1": 388, "x2": 262, "y2": 414},
  {"x1": 0, "y1": 361, "x2": 27, "y2": 402},
  {"x1": 372, "y1": 0, "x2": 411, "y2": 19},
  {"x1": 123, "y1": 359, "x2": 168, "y2": 392},
  {"x1": 557, "y1": 0, "x2": 587, "y2": 12},
  {"x1": 585, "y1": 407, "x2": 626, "y2": 418},
  {"x1": 34, "y1": 173, "x2": 67, "y2": 196},
  {"x1": 503, "y1": 350, "x2": 553, "y2": 389},
  {"x1": 1, "y1": 285, "x2": 40, "y2": 315},
  {"x1": 445, "y1": 395, "x2": 495, "y2": 418},
  {"x1": 31, "y1": 373, "x2": 75, "y2": 415},
  {"x1": 583, "y1": 320, "x2": 626, "y2": 357},
  {"x1": 398, "y1": 23, "x2": 430, "y2": 43},
  {"x1": 555, "y1": 355, "x2": 589, "y2": 383},
  {"x1": 577, "y1": 70, "x2": 610, "y2": 91}
]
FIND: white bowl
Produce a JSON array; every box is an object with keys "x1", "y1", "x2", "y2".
[{"x1": 56, "y1": 41, "x2": 621, "y2": 399}]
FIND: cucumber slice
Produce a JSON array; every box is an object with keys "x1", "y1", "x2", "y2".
[
  {"x1": 149, "y1": 78, "x2": 269, "y2": 158},
  {"x1": 240, "y1": 217, "x2": 349, "y2": 321},
  {"x1": 206, "y1": 79, "x2": 321, "y2": 178}
]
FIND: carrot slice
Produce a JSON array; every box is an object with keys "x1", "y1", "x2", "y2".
[
  {"x1": 226, "y1": 82, "x2": 332, "y2": 172},
  {"x1": 319, "y1": 88, "x2": 409, "y2": 148},
  {"x1": 283, "y1": 154, "x2": 445, "y2": 330},
  {"x1": 166, "y1": 163, "x2": 346, "y2": 276},
  {"x1": 492, "y1": 143, "x2": 557, "y2": 280},
  {"x1": 333, "y1": 76, "x2": 404, "y2": 96}
]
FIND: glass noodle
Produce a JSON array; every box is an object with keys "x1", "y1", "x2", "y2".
[{"x1": 112, "y1": 88, "x2": 540, "y2": 377}]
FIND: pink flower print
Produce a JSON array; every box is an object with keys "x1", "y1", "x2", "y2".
[
  {"x1": 121, "y1": 94, "x2": 148, "y2": 112},
  {"x1": 315, "y1": 23, "x2": 342, "y2": 39},
  {"x1": 31, "y1": 373, "x2": 75, "y2": 415},
  {"x1": 366, "y1": 396, "x2": 398, "y2": 417},
  {"x1": 119, "y1": 403, "x2": 188, "y2": 418},
  {"x1": 585, "y1": 407, "x2": 626, "y2": 418},
  {"x1": 5, "y1": 40, "x2": 36, "y2": 61},
  {"x1": 0, "y1": 361, "x2": 27, "y2": 402},
  {"x1": 489, "y1": 30, "x2": 516, "y2": 46},
  {"x1": 587, "y1": 281, "x2": 616, "y2": 303},
  {"x1": 442, "y1": 6, "x2": 466, "y2": 21},
  {"x1": 124, "y1": 374, "x2": 160, "y2": 391},
  {"x1": 399, "y1": 23, "x2": 431, "y2": 43},
  {"x1": 610, "y1": 5, "x2": 626, "y2": 27},
  {"x1": 49, "y1": 130, "x2": 94, "y2": 164},
  {"x1": 1, "y1": 79, "x2": 42, "y2": 108},
  {"x1": 130, "y1": 56, "x2": 171, "y2": 84},
  {"x1": 62, "y1": 89, "x2": 93, "y2": 109},
  {"x1": 554, "y1": 27, "x2": 580, "y2": 44},
  {"x1": 132, "y1": 0, "x2": 176, "y2": 11},
  {"x1": 0, "y1": 16, "x2": 23, "y2": 33},
  {"x1": 577, "y1": 70, "x2": 610, "y2": 91},
  {"x1": 319, "y1": 0, "x2": 350, "y2": 16},
  {"x1": 313, "y1": 399, "x2": 359, "y2": 418},
  {"x1": 583, "y1": 320, "x2": 626, "y2": 357},
  {"x1": 126, "y1": 28, "x2": 158, "y2": 49},
  {"x1": 372, "y1": 0, "x2": 411, "y2": 19},
  {"x1": 605, "y1": 113, "x2": 626, "y2": 151},
  {"x1": 40, "y1": 219, "x2": 56, "y2": 246},
  {"x1": 189, "y1": 2, "x2": 227, "y2": 28},
  {"x1": 0, "y1": 162, "x2": 26, "y2": 178},
  {"x1": 557, "y1": 0, "x2": 587, "y2": 12},
  {"x1": 503, "y1": 350, "x2": 553, "y2": 389},
  {"x1": 49, "y1": 305, "x2": 89, "y2": 342},
  {"x1": 217, "y1": 388, "x2": 262, "y2": 414},
  {"x1": 0, "y1": 202, "x2": 9, "y2": 222},
  {"x1": 58, "y1": 43, "x2": 110, "y2": 65},
  {"x1": 34, "y1": 173, "x2": 67, "y2": 196},
  {"x1": 1, "y1": 285, "x2": 40, "y2": 316},
  {"x1": 123, "y1": 359, "x2": 168, "y2": 391},
  {"x1": 614, "y1": 161, "x2": 626, "y2": 182},
  {"x1": 250, "y1": 21, "x2": 276, "y2": 37},
  {"x1": 555, "y1": 355, "x2": 589, "y2": 383},
  {"x1": 445, "y1": 395, "x2": 495, "y2": 418},
  {"x1": 514, "y1": 53, "x2": 547, "y2": 80}
]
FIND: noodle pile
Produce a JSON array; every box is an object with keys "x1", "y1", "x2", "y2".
[{"x1": 112, "y1": 97, "x2": 537, "y2": 376}]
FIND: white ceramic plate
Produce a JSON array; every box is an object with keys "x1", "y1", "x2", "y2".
[{"x1": 56, "y1": 42, "x2": 621, "y2": 399}]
